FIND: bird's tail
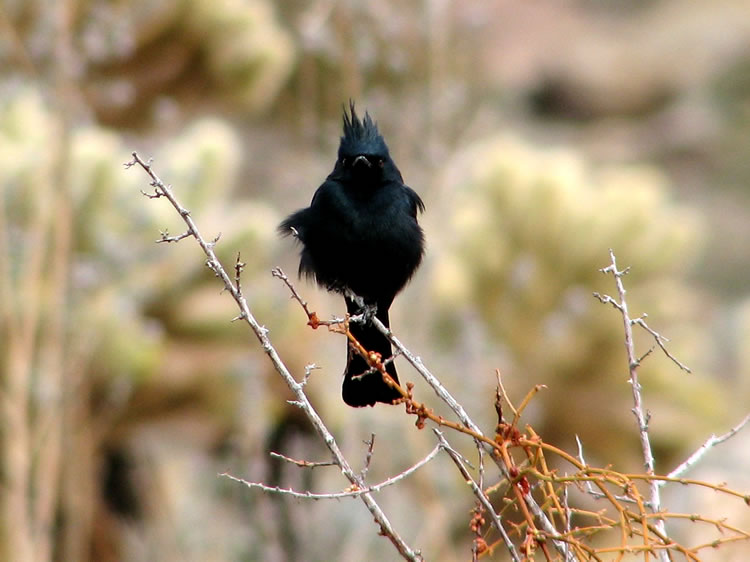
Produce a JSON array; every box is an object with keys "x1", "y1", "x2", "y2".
[{"x1": 342, "y1": 299, "x2": 402, "y2": 407}]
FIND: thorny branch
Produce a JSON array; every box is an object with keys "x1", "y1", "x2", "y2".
[
  {"x1": 360, "y1": 434, "x2": 376, "y2": 481},
  {"x1": 278, "y1": 250, "x2": 750, "y2": 560},
  {"x1": 268, "y1": 451, "x2": 336, "y2": 469},
  {"x1": 274, "y1": 267, "x2": 572, "y2": 561},
  {"x1": 631, "y1": 315, "x2": 691, "y2": 373},
  {"x1": 367, "y1": 312, "x2": 576, "y2": 560},
  {"x1": 126, "y1": 152, "x2": 423, "y2": 562},
  {"x1": 131, "y1": 155, "x2": 750, "y2": 561},
  {"x1": 661, "y1": 412, "x2": 750, "y2": 485},
  {"x1": 434, "y1": 430, "x2": 521, "y2": 562},
  {"x1": 591, "y1": 249, "x2": 750, "y2": 560},
  {"x1": 222, "y1": 443, "x2": 442, "y2": 500},
  {"x1": 594, "y1": 248, "x2": 671, "y2": 562}
]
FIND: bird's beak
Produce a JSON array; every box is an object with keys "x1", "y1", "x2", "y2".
[{"x1": 353, "y1": 155, "x2": 372, "y2": 168}]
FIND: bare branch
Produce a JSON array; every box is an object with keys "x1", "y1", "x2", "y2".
[
  {"x1": 360, "y1": 434, "x2": 376, "y2": 481},
  {"x1": 267, "y1": 273, "x2": 574, "y2": 558},
  {"x1": 576, "y1": 435, "x2": 652, "y2": 508},
  {"x1": 140, "y1": 188, "x2": 163, "y2": 199},
  {"x1": 301, "y1": 363, "x2": 319, "y2": 385},
  {"x1": 595, "y1": 248, "x2": 670, "y2": 561},
  {"x1": 661, "y1": 413, "x2": 750, "y2": 485},
  {"x1": 434, "y1": 430, "x2": 521, "y2": 562},
  {"x1": 269, "y1": 452, "x2": 336, "y2": 469},
  {"x1": 369, "y1": 314, "x2": 577, "y2": 561},
  {"x1": 222, "y1": 443, "x2": 441, "y2": 500},
  {"x1": 131, "y1": 155, "x2": 749, "y2": 560},
  {"x1": 592, "y1": 292, "x2": 624, "y2": 312},
  {"x1": 128, "y1": 152, "x2": 423, "y2": 562},
  {"x1": 234, "y1": 253, "x2": 245, "y2": 297},
  {"x1": 495, "y1": 369, "x2": 517, "y2": 420},
  {"x1": 156, "y1": 228, "x2": 193, "y2": 243},
  {"x1": 271, "y1": 267, "x2": 317, "y2": 324},
  {"x1": 631, "y1": 316, "x2": 691, "y2": 373}
]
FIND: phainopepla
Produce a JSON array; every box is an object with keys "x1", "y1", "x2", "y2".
[{"x1": 279, "y1": 102, "x2": 425, "y2": 407}]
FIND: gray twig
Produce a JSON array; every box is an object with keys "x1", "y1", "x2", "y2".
[
  {"x1": 370, "y1": 315, "x2": 577, "y2": 561},
  {"x1": 127, "y1": 152, "x2": 423, "y2": 562},
  {"x1": 661, "y1": 413, "x2": 750, "y2": 485},
  {"x1": 631, "y1": 315, "x2": 691, "y2": 373},
  {"x1": 595, "y1": 249, "x2": 670, "y2": 562},
  {"x1": 360, "y1": 434, "x2": 376, "y2": 481},
  {"x1": 156, "y1": 228, "x2": 193, "y2": 243},
  {"x1": 223, "y1": 443, "x2": 441, "y2": 500},
  {"x1": 576, "y1": 435, "x2": 653, "y2": 508},
  {"x1": 269, "y1": 452, "x2": 336, "y2": 469},
  {"x1": 434, "y1": 430, "x2": 521, "y2": 562}
]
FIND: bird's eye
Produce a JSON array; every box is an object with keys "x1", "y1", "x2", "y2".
[
  {"x1": 341, "y1": 157, "x2": 348, "y2": 166},
  {"x1": 378, "y1": 158, "x2": 384, "y2": 168}
]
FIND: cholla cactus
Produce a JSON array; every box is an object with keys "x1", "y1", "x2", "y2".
[
  {"x1": 433, "y1": 135, "x2": 723, "y2": 462},
  {"x1": 0, "y1": 87, "x2": 304, "y2": 560},
  {"x1": 2, "y1": 0, "x2": 295, "y2": 125}
]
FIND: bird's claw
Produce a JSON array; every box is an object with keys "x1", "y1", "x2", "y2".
[
  {"x1": 345, "y1": 290, "x2": 377, "y2": 324},
  {"x1": 360, "y1": 302, "x2": 378, "y2": 323}
]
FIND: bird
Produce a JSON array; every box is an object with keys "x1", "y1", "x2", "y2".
[{"x1": 279, "y1": 102, "x2": 425, "y2": 407}]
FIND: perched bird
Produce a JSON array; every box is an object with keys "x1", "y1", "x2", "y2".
[{"x1": 279, "y1": 102, "x2": 425, "y2": 407}]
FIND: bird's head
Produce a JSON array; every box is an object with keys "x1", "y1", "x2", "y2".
[{"x1": 335, "y1": 101, "x2": 399, "y2": 184}]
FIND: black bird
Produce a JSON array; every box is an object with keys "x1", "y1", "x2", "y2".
[{"x1": 279, "y1": 102, "x2": 425, "y2": 407}]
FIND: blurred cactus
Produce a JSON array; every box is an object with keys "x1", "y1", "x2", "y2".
[
  {"x1": 2, "y1": 0, "x2": 295, "y2": 126},
  {"x1": 0, "y1": 85, "x2": 315, "y2": 559},
  {"x1": 1, "y1": 1, "x2": 748, "y2": 560},
  {"x1": 432, "y1": 135, "x2": 723, "y2": 464},
  {"x1": 732, "y1": 297, "x2": 750, "y2": 399}
]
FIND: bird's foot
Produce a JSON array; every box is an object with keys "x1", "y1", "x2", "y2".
[{"x1": 345, "y1": 290, "x2": 377, "y2": 324}]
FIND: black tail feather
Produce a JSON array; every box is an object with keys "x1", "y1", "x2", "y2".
[{"x1": 342, "y1": 299, "x2": 401, "y2": 407}]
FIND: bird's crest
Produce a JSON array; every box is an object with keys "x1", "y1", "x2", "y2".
[{"x1": 339, "y1": 101, "x2": 389, "y2": 157}]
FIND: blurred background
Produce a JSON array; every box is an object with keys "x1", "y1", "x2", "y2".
[{"x1": 1, "y1": 0, "x2": 750, "y2": 560}]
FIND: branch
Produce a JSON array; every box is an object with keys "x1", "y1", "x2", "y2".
[
  {"x1": 222, "y1": 443, "x2": 441, "y2": 499},
  {"x1": 126, "y1": 152, "x2": 423, "y2": 562},
  {"x1": 156, "y1": 228, "x2": 193, "y2": 244},
  {"x1": 269, "y1": 451, "x2": 336, "y2": 469},
  {"x1": 360, "y1": 434, "x2": 376, "y2": 481},
  {"x1": 661, "y1": 413, "x2": 750, "y2": 485},
  {"x1": 434, "y1": 430, "x2": 521, "y2": 562},
  {"x1": 595, "y1": 248, "x2": 673, "y2": 562},
  {"x1": 631, "y1": 315, "x2": 691, "y2": 373},
  {"x1": 273, "y1": 268, "x2": 578, "y2": 561},
  {"x1": 269, "y1": 246, "x2": 750, "y2": 559},
  {"x1": 368, "y1": 315, "x2": 577, "y2": 561},
  {"x1": 576, "y1": 435, "x2": 650, "y2": 508}
]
